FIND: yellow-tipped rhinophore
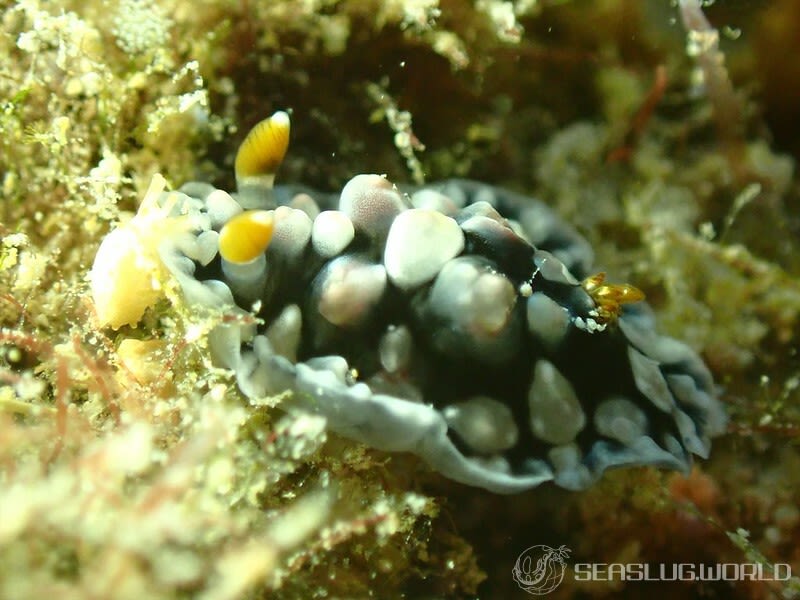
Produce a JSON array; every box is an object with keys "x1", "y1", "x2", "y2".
[
  {"x1": 219, "y1": 210, "x2": 275, "y2": 264},
  {"x1": 234, "y1": 111, "x2": 290, "y2": 190}
]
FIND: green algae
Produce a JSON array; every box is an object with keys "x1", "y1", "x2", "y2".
[{"x1": 1, "y1": 0, "x2": 799, "y2": 598}]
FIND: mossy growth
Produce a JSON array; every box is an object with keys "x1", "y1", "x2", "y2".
[{"x1": 2, "y1": 0, "x2": 800, "y2": 598}]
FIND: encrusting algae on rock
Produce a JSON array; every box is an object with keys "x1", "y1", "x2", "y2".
[{"x1": 4, "y1": 0, "x2": 800, "y2": 597}]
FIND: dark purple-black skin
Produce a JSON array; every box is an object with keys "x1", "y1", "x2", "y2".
[{"x1": 186, "y1": 178, "x2": 725, "y2": 490}]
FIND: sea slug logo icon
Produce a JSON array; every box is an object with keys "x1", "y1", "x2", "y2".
[{"x1": 512, "y1": 544, "x2": 571, "y2": 595}]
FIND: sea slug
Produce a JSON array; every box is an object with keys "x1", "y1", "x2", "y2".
[{"x1": 91, "y1": 112, "x2": 726, "y2": 493}]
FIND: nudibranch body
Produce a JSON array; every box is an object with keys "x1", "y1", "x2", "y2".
[{"x1": 92, "y1": 111, "x2": 726, "y2": 493}]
